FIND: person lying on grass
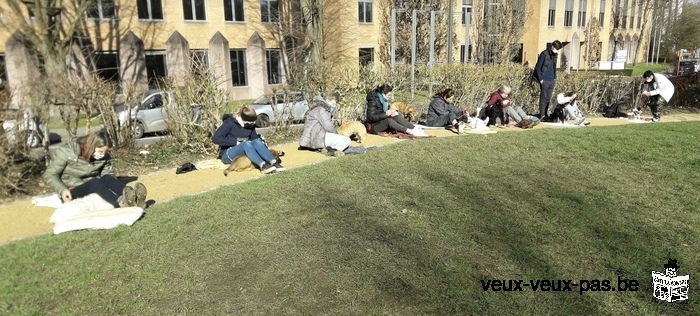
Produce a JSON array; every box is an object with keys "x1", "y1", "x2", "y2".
[
  {"x1": 365, "y1": 84, "x2": 428, "y2": 137},
  {"x1": 425, "y1": 88, "x2": 469, "y2": 134},
  {"x1": 299, "y1": 91, "x2": 351, "y2": 157},
  {"x1": 43, "y1": 130, "x2": 147, "y2": 208},
  {"x1": 212, "y1": 105, "x2": 285, "y2": 174}
]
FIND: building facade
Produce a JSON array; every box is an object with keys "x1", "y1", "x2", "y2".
[{"x1": 0, "y1": 0, "x2": 652, "y2": 104}]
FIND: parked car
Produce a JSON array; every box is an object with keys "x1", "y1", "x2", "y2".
[
  {"x1": 2, "y1": 107, "x2": 45, "y2": 148},
  {"x1": 674, "y1": 60, "x2": 698, "y2": 76},
  {"x1": 116, "y1": 90, "x2": 202, "y2": 138},
  {"x1": 250, "y1": 91, "x2": 309, "y2": 127}
]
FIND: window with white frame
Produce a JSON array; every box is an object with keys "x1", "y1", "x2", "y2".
[
  {"x1": 564, "y1": 0, "x2": 574, "y2": 27},
  {"x1": 547, "y1": 0, "x2": 556, "y2": 26},
  {"x1": 460, "y1": 44, "x2": 473, "y2": 62},
  {"x1": 359, "y1": 48, "x2": 374, "y2": 66},
  {"x1": 599, "y1": 0, "x2": 605, "y2": 28},
  {"x1": 145, "y1": 51, "x2": 167, "y2": 89},
  {"x1": 359, "y1": 0, "x2": 373, "y2": 23},
  {"x1": 266, "y1": 50, "x2": 281, "y2": 84},
  {"x1": 578, "y1": 0, "x2": 587, "y2": 27},
  {"x1": 230, "y1": 50, "x2": 247, "y2": 86},
  {"x1": 261, "y1": 0, "x2": 280, "y2": 23},
  {"x1": 183, "y1": 0, "x2": 206, "y2": 21},
  {"x1": 89, "y1": 0, "x2": 115, "y2": 20},
  {"x1": 224, "y1": 0, "x2": 245, "y2": 22},
  {"x1": 138, "y1": 0, "x2": 163, "y2": 20},
  {"x1": 462, "y1": 0, "x2": 473, "y2": 26}
]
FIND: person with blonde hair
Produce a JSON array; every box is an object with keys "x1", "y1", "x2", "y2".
[
  {"x1": 212, "y1": 105, "x2": 285, "y2": 174},
  {"x1": 43, "y1": 130, "x2": 148, "y2": 208}
]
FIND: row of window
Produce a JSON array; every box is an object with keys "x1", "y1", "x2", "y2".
[
  {"x1": 546, "y1": 0, "x2": 643, "y2": 29},
  {"x1": 90, "y1": 49, "x2": 281, "y2": 89},
  {"x1": 66, "y1": 0, "x2": 374, "y2": 24}
]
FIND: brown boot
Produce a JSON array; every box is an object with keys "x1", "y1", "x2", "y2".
[
  {"x1": 134, "y1": 182, "x2": 147, "y2": 209},
  {"x1": 121, "y1": 186, "x2": 136, "y2": 207}
]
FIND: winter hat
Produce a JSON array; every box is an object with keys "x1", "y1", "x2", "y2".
[{"x1": 239, "y1": 105, "x2": 257, "y2": 122}]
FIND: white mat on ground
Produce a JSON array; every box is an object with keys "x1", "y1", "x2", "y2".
[
  {"x1": 195, "y1": 159, "x2": 228, "y2": 170},
  {"x1": 463, "y1": 129, "x2": 497, "y2": 134},
  {"x1": 541, "y1": 122, "x2": 582, "y2": 128},
  {"x1": 32, "y1": 193, "x2": 144, "y2": 234},
  {"x1": 626, "y1": 119, "x2": 652, "y2": 124},
  {"x1": 414, "y1": 124, "x2": 449, "y2": 130}
]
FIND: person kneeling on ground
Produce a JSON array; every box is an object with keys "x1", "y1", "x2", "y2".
[
  {"x1": 212, "y1": 105, "x2": 285, "y2": 174},
  {"x1": 640, "y1": 70, "x2": 675, "y2": 122},
  {"x1": 299, "y1": 91, "x2": 351, "y2": 157},
  {"x1": 556, "y1": 91, "x2": 590, "y2": 126},
  {"x1": 365, "y1": 84, "x2": 429, "y2": 137},
  {"x1": 426, "y1": 88, "x2": 468, "y2": 134},
  {"x1": 43, "y1": 130, "x2": 148, "y2": 209}
]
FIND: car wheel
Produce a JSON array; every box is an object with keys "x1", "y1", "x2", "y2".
[
  {"x1": 28, "y1": 133, "x2": 42, "y2": 148},
  {"x1": 133, "y1": 121, "x2": 145, "y2": 139},
  {"x1": 256, "y1": 114, "x2": 270, "y2": 128}
]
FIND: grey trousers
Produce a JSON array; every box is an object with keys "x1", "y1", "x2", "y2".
[{"x1": 503, "y1": 106, "x2": 528, "y2": 123}]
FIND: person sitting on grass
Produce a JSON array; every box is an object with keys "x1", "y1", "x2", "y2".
[
  {"x1": 299, "y1": 91, "x2": 351, "y2": 157},
  {"x1": 365, "y1": 84, "x2": 429, "y2": 137},
  {"x1": 43, "y1": 130, "x2": 148, "y2": 209},
  {"x1": 426, "y1": 88, "x2": 468, "y2": 134},
  {"x1": 484, "y1": 84, "x2": 537, "y2": 128},
  {"x1": 556, "y1": 91, "x2": 590, "y2": 126},
  {"x1": 212, "y1": 105, "x2": 285, "y2": 174}
]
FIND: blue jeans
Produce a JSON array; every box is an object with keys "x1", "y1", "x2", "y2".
[
  {"x1": 70, "y1": 174, "x2": 125, "y2": 208},
  {"x1": 221, "y1": 138, "x2": 275, "y2": 166}
]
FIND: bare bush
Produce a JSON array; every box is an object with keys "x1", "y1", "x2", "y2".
[
  {"x1": 165, "y1": 63, "x2": 227, "y2": 155},
  {"x1": 0, "y1": 109, "x2": 44, "y2": 198}
]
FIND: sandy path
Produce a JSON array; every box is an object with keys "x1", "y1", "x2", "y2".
[{"x1": 2, "y1": 114, "x2": 699, "y2": 245}]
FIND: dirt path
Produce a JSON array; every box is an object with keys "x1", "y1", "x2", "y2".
[{"x1": 2, "y1": 114, "x2": 699, "y2": 245}]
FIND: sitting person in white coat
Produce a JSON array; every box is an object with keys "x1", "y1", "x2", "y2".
[
  {"x1": 299, "y1": 91, "x2": 351, "y2": 157},
  {"x1": 555, "y1": 91, "x2": 590, "y2": 126},
  {"x1": 641, "y1": 70, "x2": 675, "y2": 122}
]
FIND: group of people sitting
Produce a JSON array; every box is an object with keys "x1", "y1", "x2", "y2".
[{"x1": 41, "y1": 82, "x2": 593, "y2": 211}]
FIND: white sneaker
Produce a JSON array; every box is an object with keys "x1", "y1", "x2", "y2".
[
  {"x1": 413, "y1": 128, "x2": 429, "y2": 137},
  {"x1": 457, "y1": 122, "x2": 466, "y2": 134}
]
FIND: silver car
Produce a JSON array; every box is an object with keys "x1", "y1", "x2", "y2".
[
  {"x1": 117, "y1": 90, "x2": 203, "y2": 139},
  {"x1": 250, "y1": 92, "x2": 309, "y2": 127}
]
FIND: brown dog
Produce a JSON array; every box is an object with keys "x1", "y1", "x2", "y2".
[
  {"x1": 390, "y1": 102, "x2": 418, "y2": 122},
  {"x1": 336, "y1": 121, "x2": 367, "y2": 144},
  {"x1": 224, "y1": 149, "x2": 282, "y2": 176}
]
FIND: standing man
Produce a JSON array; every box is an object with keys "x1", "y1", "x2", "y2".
[
  {"x1": 641, "y1": 70, "x2": 675, "y2": 122},
  {"x1": 533, "y1": 40, "x2": 563, "y2": 119}
]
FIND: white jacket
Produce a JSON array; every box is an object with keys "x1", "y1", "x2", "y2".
[{"x1": 648, "y1": 73, "x2": 675, "y2": 102}]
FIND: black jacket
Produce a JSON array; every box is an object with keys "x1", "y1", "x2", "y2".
[
  {"x1": 211, "y1": 114, "x2": 259, "y2": 158},
  {"x1": 427, "y1": 95, "x2": 461, "y2": 126},
  {"x1": 365, "y1": 89, "x2": 389, "y2": 124}
]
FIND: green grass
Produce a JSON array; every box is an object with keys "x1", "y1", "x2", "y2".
[
  {"x1": 47, "y1": 115, "x2": 102, "y2": 130},
  {"x1": 627, "y1": 63, "x2": 674, "y2": 76},
  {"x1": 2, "y1": 123, "x2": 699, "y2": 315}
]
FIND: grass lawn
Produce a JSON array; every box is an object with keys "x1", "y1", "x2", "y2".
[
  {"x1": 47, "y1": 115, "x2": 102, "y2": 131},
  {"x1": 1, "y1": 123, "x2": 699, "y2": 315},
  {"x1": 627, "y1": 63, "x2": 674, "y2": 77}
]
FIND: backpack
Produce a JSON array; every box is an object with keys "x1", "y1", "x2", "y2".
[{"x1": 603, "y1": 102, "x2": 622, "y2": 118}]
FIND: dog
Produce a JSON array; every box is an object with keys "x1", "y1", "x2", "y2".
[
  {"x1": 390, "y1": 102, "x2": 418, "y2": 122},
  {"x1": 469, "y1": 117, "x2": 491, "y2": 132},
  {"x1": 224, "y1": 149, "x2": 283, "y2": 176},
  {"x1": 336, "y1": 121, "x2": 367, "y2": 144}
]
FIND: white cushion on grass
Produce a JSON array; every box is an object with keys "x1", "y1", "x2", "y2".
[
  {"x1": 49, "y1": 193, "x2": 115, "y2": 224},
  {"x1": 541, "y1": 122, "x2": 582, "y2": 128},
  {"x1": 53, "y1": 207, "x2": 144, "y2": 235}
]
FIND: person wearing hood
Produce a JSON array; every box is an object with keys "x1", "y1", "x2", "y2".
[
  {"x1": 641, "y1": 70, "x2": 675, "y2": 122},
  {"x1": 533, "y1": 40, "x2": 563, "y2": 119},
  {"x1": 212, "y1": 105, "x2": 285, "y2": 174},
  {"x1": 299, "y1": 91, "x2": 351, "y2": 156},
  {"x1": 426, "y1": 88, "x2": 468, "y2": 134},
  {"x1": 43, "y1": 130, "x2": 148, "y2": 208},
  {"x1": 365, "y1": 84, "x2": 428, "y2": 137}
]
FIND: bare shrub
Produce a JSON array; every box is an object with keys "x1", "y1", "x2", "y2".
[
  {"x1": 165, "y1": 64, "x2": 226, "y2": 155},
  {"x1": 0, "y1": 109, "x2": 44, "y2": 198}
]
